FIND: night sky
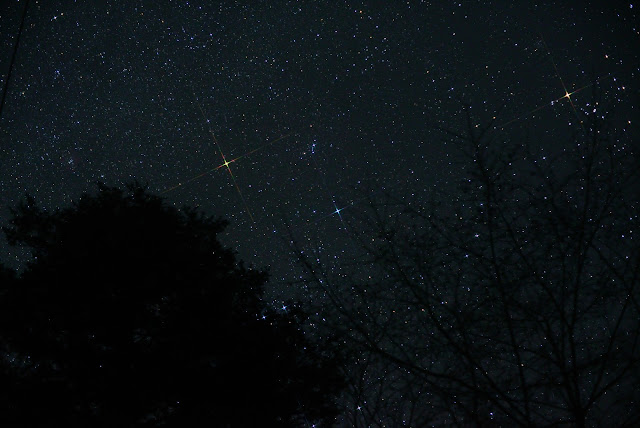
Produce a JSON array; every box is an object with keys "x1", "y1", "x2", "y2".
[{"x1": 1, "y1": 0, "x2": 638, "y2": 303}]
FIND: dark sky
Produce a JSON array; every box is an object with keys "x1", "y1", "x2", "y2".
[{"x1": 1, "y1": 1, "x2": 638, "y2": 300}]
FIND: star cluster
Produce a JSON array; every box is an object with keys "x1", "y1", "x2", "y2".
[
  {"x1": 1, "y1": 1, "x2": 639, "y2": 425},
  {"x1": 1, "y1": 0, "x2": 638, "y2": 341}
]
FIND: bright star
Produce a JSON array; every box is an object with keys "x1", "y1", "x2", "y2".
[
  {"x1": 160, "y1": 92, "x2": 297, "y2": 222},
  {"x1": 333, "y1": 203, "x2": 344, "y2": 221}
]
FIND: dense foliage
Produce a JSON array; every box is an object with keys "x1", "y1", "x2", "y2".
[{"x1": 0, "y1": 183, "x2": 343, "y2": 427}]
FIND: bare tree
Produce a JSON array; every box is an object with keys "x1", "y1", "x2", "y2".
[{"x1": 291, "y1": 94, "x2": 640, "y2": 427}]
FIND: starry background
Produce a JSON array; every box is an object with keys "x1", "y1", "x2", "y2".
[{"x1": 0, "y1": 0, "x2": 638, "y2": 303}]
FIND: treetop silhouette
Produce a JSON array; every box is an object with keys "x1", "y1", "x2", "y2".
[{"x1": 0, "y1": 182, "x2": 343, "y2": 427}]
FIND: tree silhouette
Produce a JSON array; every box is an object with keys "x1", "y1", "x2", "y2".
[
  {"x1": 292, "y1": 97, "x2": 640, "y2": 426},
  {"x1": 0, "y1": 183, "x2": 344, "y2": 427}
]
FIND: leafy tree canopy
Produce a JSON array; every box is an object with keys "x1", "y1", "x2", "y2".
[{"x1": 0, "y1": 183, "x2": 343, "y2": 427}]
